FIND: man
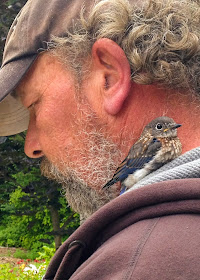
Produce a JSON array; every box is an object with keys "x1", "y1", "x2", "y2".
[{"x1": 0, "y1": 0, "x2": 200, "y2": 279}]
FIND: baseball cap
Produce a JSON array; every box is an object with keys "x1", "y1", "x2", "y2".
[{"x1": 0, "y1": 0, "x2": 92, "y2": 136}]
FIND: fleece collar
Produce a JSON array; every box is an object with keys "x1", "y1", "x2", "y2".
[{"x1": 128, "y1": 147, "x2": 200, "y2": 192}]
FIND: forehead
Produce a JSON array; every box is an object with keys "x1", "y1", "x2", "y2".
[{"x1": 15, "y1": 53, "x2": 67, "y2": 98}]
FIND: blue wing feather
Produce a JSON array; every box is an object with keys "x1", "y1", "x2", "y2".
[{"x1": 103, "y1": 156, "x2": 153, "y2": 188}]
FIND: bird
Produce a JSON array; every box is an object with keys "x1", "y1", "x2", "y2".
[{"x1": 102, "y1": 116, "x2": 182, "y2": 194}]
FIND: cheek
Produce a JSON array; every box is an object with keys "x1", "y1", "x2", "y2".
[
  {"x1": 37, "y1": 104, "x2": 79, "y2": 158},
  {"x1": 37, "y1": 95, "x2": 70, "y2": 131}
]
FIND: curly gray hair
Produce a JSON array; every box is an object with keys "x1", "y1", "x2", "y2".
[{"x1": 49, "y1": 0, "x2": 200, "y2": 96}]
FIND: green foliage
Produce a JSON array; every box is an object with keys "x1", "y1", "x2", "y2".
[
  {"x1": 0, "y1": 261, "x2": 48, "y2": 280},
  {"x1": 0, "y1": 135, "x2": 79, "y2": 251},
  {"x1": 37, "y1": 245, "x2": 55, "y2": 262},
  {"x1": 11, "y1": 168, "x2": 40, "y2": 188},
  {"x1": 13, "y1": 249, "x2": 38, "y2": 260},
  {"x1": 0, "y1": 244, "x2": 56, "y2": 280}
]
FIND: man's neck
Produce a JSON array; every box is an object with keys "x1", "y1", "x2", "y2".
[{"x1": 115, "y1": 84, "x2": 200, "y2": 155}]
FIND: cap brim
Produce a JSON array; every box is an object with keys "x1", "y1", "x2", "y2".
[{"x1": 0, "y1": 55, "x2": 37, "y2": 136}]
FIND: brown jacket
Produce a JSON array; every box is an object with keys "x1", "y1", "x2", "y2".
[{"x1": 44, "y1": 178, "x2": 200, "y2": 280}]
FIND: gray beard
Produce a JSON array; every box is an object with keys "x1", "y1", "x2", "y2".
[
  {"x1": 40, "y1": 103, "x2": 122, "y2": 222},
  {"x1": 41, "y1": 156, "x2": 118, "y2": 222}
]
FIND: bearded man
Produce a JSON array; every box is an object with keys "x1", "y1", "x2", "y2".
[{"x1": 0, "y1": 0, "x2": 200, "y2": 279}]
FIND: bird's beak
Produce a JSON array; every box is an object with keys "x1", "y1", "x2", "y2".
[
  {"x1": 172, "y1": 124, "x2": 182, "y2": 130},
  {"x1": 164, "y1": 124, "x2": 181, "y2": 132}
]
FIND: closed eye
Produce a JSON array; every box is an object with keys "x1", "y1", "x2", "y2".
[
  {"x1": 27, "y1": 103, "x2": 36, "y2": 110},
  {"x1": 27, "y1": 97, "x2": 41, "y2": 110}
]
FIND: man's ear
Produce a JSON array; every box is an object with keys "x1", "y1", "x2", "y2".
[{"x1": 91, "y1": 38, "x2": 131, "y2": 115}]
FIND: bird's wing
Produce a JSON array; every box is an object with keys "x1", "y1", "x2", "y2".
[
  {"x1": 103, "y1": 139, "x2": 161, "y2": 189},
  {"x1": 102, "y1": 155, "x2": 153, "y2": 188},
  {"x1": 127, "y1": 138, "x2": 161, "y2": 159},
  {"x1": 125, "y1": 140, "x2": 162, "y2": 169}
]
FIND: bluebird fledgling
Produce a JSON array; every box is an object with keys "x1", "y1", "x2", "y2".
[{"x1": 103, "y1": 116, "x2": 182, "y2": 193}]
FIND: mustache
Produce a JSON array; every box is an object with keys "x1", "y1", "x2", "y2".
[
  {"x1": 40, "y1": 156, "x2": 62, "y2": 181},
  {"x1": 40, "y1": 156, "x2": 76, "y2": 186}
]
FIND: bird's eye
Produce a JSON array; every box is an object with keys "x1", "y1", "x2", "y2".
[{"x1": 156, "y1": 123, "x2": 163, "y2": 130}]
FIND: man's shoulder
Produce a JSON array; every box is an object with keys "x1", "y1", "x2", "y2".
[
  {"x1": 71, "y1": 178, "x2": 200, "y2": 279},
  {"x1": 44, "y1": 178, "x2": 200, "y2": 280}
]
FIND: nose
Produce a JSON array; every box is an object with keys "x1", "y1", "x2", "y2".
[{"x1": 24, "y1": 116, "x2": 44, "y2": 158}]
